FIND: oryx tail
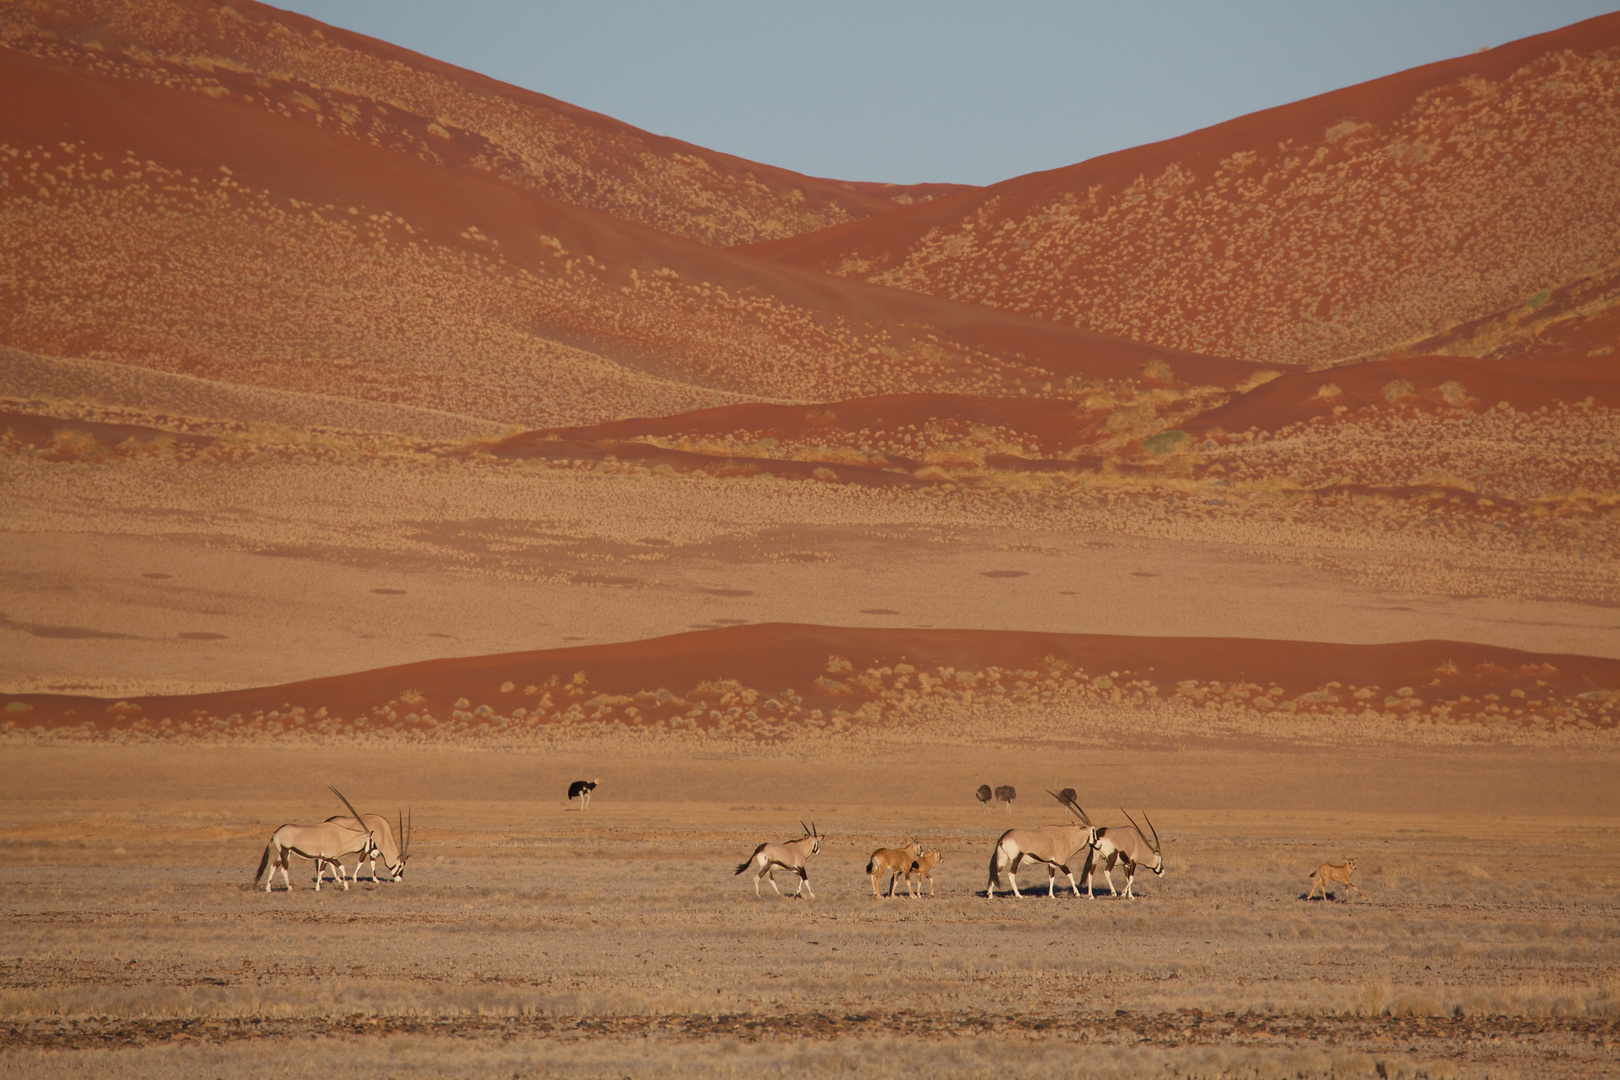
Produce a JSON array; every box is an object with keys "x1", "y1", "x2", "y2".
[{"x1": 736, "y1": 843, "x2": 768, "y2": 876}]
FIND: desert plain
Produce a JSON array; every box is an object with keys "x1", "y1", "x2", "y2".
[{"x1": 3, "y1": 3, "x2": 1620, "y2": 1078}]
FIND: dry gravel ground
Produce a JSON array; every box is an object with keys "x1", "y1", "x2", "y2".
[{"x1": 1, "y1": 728, "x2": 1616, "y2": 1079}]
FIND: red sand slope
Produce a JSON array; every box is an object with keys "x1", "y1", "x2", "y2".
[
  {"x1": 748, "y1": 15, "x2": 1620, "y2": 369},
  {"x1": 1180, "y1": 355, "x2": 1620, "y2": 438},
  {"x1": 0, "y1": 44, "x2": 1254, "y2": 427},
  {"x1": 0, "y1": 0, "x2": 971, "y2": 247},
  {"x1": 4, "y1": 625, "x2": 1614, "y2": 740}
]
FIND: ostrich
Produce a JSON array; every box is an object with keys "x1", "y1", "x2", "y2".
[
  {"x1": 975, "y1": 777, "x2": 993, "y2": 809},
  {"x1": 994, "y1": 784, "x2": 1016, "y2": 813},
  {"x1": 1057, "y1": 787, "x2": 1078, "y2": 807},
  {"x1": 567, "y1": 778, "x2": 598, "y2": 810}
]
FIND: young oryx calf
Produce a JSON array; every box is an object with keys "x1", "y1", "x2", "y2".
[
  {"x1": 1306, "y1": 858, "x2": 1365, "y2": 901},
  {"x1": 1087, "y1": 810, "x2": 1164, "y2": 898},
  {"x1": 866, "y1": 839, "x2": 921, "y2": 899},
  {"x1": 986, "y1": 792, "x2": 1095, "y2": 898},
  {"x1": 735, "y1": 822, "x2": 822, "y2": 898},
  {"x1": 906, "y1": 849, "x2": 945, "y2": 897},
  {"x1": 254, "y1": 788, "x2": 380, "y2": 892}
]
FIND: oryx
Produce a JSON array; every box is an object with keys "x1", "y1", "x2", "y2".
[
  {"x1": 985, "y1": 791, "x2": 1096, "y2": 898},
  {"x1": 1086, "y1": 810, "x2": 1164, "y2": 898},
  {"x1": 735, "y1": 822, "x2": 822, "y2": 898},
  {"x1": 325, "y1": 809, "x2": 411, "y2": 884},
  {"x1": 1306, "y1": 858, "x2": 1364, "y2": 901},
  {"x1": 866, "y1": 838, "x2": 921, "y2": 899},
  {"x1": 254, "y1": 788, "x2": 380, "y2": 892}
]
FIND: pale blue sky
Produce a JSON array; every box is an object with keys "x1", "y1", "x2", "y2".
[{"x1": 272, "y1": 2, "x2": 1617, "y2": 186}]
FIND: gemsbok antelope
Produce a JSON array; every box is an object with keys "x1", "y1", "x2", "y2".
[
  {"x1": 254, "y1": 788, "x2": 380, "y2": 893},
  {"x1": 1086, "y1": 810, "x2": 1164, "y2": 898},
  {"x1": 994, "y1": 784, "x2": 1017, "y2": 813},
  {"x1": 906, "y1": 849, "x2": 944, "y2": 897},
  {"x1": 326, "y1": 809, "x2": 411, "y2": 884},
  {"x1": 985, "y1": 791, "x2": 1096, "y2": 898},
  {"x1": 1306, "y1": 858, "x2": 1365, "y2": 901},
  {"x1": 735, "y1": 822, "x2": 822, "y2": 898},
  {"x1": 866, "y1": 839, "x2": 921, "y2": 899}
]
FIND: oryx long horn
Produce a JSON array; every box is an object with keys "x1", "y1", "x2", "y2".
[
  {"x1": 330, "y1": 787, "x2": 373, "y2": 841},
  {"x1": 1121, "y1": 808, "x2": 1147, "y2": 843},
  {"x1": 1048, "y1": 789, "x2": 1090, "y2": 826},
  {"x1": 1144, "y1": 811, "x2": 1160, "y2": 853},
  {"x1": 801, "y1": 820, "x2": 811, "y2": 836}
]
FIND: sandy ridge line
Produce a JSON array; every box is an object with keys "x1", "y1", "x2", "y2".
[{"x1": 4, "y1": 1012, "x2": 1612, "y2": 1050}]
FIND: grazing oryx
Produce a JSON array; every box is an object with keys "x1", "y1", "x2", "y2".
[
  {"x1": 994, "y1": 784, "x2": 1017, "y2": 813},
  {"x1": 735, "y1": 822, "x2": 822, "y2": 898},
  {"x1": 1307, "y1": 858, "x2": 1365, "y2": 901},
  {"x1": 866, "y1": 839, "x2": 921, "y2": 899},
  {"x1": 906, "y1": 849, "x2": 944, "y2": 897},
  {"x1": 1087, "y1": 810, "x2": 1164, "y2": 898},
  {"x1": 326, "y1": 809, "x2": 411, "y2": 883},
  {"x1": 975, "y1": 783, "x2": 994, "y2": 809},
  {"x1": 254, "y1": 788, "x2": 380, "y2": 892},
  {"x1": 985, "y1": 791, "x2": 1096, "y2": 898},
  {"x1": 567, "y1": 778, "x2": 598, "y2": 810}
]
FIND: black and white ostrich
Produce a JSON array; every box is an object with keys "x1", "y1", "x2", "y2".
[
  {"x1": 993, "y1": 784, "x2": 1017, "y2": 813},
  {"x1": 566, "y1": 778, "x2": 598, "y2": 810},
  {"x1": 975, "y1": 783, "x2": 993, "y2": 809}
]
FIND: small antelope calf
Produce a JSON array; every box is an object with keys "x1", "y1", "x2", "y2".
[
  {"x1": 906, "y1": 849, "x2": 944, "y2": 897},
  {"x1": 866, "y1": 839, "x2": 921, "y2": 898},
  {"x1": 1307, "y1": 858, "x2": 1365, "y2": 901}
]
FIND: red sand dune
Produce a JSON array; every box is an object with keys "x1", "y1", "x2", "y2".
[
  {"x1": 0, "y1": 0, "x2": 971, "y2": 247},
  {"x1": 4, "y1": 625, "x2": 1614, "y2": 739},
  {"x1": 748, "y1": 15, "x2": 1620, "y2": 369},
  {"x1": 0, "y1": 32, "x2": 1254, "y2": 427},
  {"x1": 1179, "y1": 355, "x2": 1620, "y2": 438}
]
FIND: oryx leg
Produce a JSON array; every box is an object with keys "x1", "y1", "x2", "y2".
[
  {"x1": 1122, "y1": 861, "x2": 1137, "y2": 898},
  {"x1": 797, "y1": 868, "x2": 815, "y2": 899},
  {"x1": 1101, "y1": 852, "x2": 1120, "y2": 897},
  {"x1": 1047, "y1": 863, "x2": 1057, "y2": 897},
  {"x1": 763, "y1": 865, "x2": 784, "y2": 897},
  {"x1": 1306, "y1": 875, "x2": 1325, "y2": 901},
  {"x1": 1008, "y1": 852, "x2": 1026, "y2": 897}
]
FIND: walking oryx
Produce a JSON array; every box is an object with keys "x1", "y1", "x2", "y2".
[
  {"x1": 735, "y1": 822, "x2": 822, "y2": 898},
  {"x1": 866, "y1": 839, "x2": 921, "y2": 898},
  {"x1": 1086, "y1": 810, "x2": 1164, "y2": 898},
  {"x1": 567, "y1": 778, "x2": 598, "y2": 810},
  {"x1": 994, "y1": 784, "x2": 1017, "y2": 813},
  {"x1": 325, "y1": 809, "x2": 411, "y2": 883},
  {"x1": 985, "y1": 791, "x2": 1096, "y2": 898},
  {"x1": 906, "y1": 849, "x2": 944, "y2": 897},
  {"x1": 1306, "y1": 858, "x2": 1365, "y2": 901},
  {"x1": 254, "y1": 788, "x2": 380, "y2": 892}
]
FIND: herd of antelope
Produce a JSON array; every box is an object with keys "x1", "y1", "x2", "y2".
[{"x1": 253, "y1": 784, "x2": 1362, "y2": 903}]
